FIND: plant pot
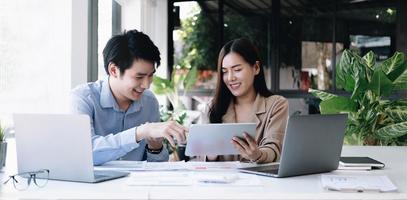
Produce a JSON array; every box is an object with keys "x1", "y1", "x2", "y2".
[{"x1": 0, "y1": 142, "x2": 7, "y2": 169}]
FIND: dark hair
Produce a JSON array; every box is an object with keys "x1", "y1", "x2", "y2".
[
  {"x1": 102, "y1": 29, "x2": 161, "y2": 75},
  {"x1": 209, "y1": 38, "x2": 273, "y2": 123}
]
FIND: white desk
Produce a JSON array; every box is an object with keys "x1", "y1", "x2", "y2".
[{"x1": 1, "y1": 139, "x2": 407, "y2": 199}]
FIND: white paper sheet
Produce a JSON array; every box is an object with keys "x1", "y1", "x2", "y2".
[
  {"x1": 321, "y1": 175, "x2": 398, "y2": 192},
  {"x1": 96, "y1": 161, "x2": 242, "y2": 171},
  {"x1": 126, "y1": 171, "x2": 262, "y2": 187}
]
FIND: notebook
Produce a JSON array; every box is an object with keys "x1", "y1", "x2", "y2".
[{"x1": 340, "y1": 157, "x2": 385, "y2": 169}]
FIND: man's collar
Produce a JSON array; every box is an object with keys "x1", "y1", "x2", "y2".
[
  {"x1": 100, "y1": 76, "x2": 116, "y2": 109},
  {"x1": 100, "y1": 76, "x2": 142, "y2": 113}
]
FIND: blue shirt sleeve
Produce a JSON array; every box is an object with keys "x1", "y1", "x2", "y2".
[{"x1": 70, "y1": 92, "x2": 140, "y2": 165}]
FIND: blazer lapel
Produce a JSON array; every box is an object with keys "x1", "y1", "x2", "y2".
[{"x1": 253, "y1": 94, "x2": 266, "y2": 128}]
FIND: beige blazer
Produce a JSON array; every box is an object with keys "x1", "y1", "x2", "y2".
[{"x1": 217, "y1": 94, "x2": 289, "y2": 163}]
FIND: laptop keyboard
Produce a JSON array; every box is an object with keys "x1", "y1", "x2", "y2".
[
  {"x1": 242, "y1": 164, "x2": 279, "y2": 175},
  {"x1": 94, "y1": 174, "x2": 110, "y2": 179}
]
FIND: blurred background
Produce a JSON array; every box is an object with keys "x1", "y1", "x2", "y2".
[{"x1": 1, "y1": 0, "x2": 406, "y2": 131}]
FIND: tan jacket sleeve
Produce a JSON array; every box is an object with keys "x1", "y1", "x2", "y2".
[{"x1": 257, "y1": 96, "x2": 289, "y2": 163}]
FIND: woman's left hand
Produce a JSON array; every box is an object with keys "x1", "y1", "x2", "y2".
[{"x1": 231, "y1": 132, "x2": 262, "y2": 162}]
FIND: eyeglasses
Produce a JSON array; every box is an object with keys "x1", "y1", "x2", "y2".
[{"x1": 3, "y1": 169, "x2": 49, "y2": 190}]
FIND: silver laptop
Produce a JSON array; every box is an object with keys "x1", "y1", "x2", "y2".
[
  {"x1": 13, "y1": 114, "x2": 129, "y2": 183},
  {"x1": 239, "y1": 114, "x2": 347, "y2": 178}
]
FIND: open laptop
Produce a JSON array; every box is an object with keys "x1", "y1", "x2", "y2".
[
  {"x1": 13, "y1": 114, "x2": 129, "y2": 183},
  {"x1": 239, "y1": 114, "x2": 347, "y2": 178}
]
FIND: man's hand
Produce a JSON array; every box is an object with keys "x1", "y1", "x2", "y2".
[
  {"x1": 231, "y1": 133, "x2": 262, "y2": 162},
  {"x1": 137, "y1": 121, "x2": 188, "y2": 147},
  {"x1": 146, "y1": 137, "x2": 163, "y2": 150}
]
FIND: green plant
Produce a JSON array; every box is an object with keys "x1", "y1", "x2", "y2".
[
  {"x1": 152, "y1": 67, "x2": 197, "y2": 161},
  {"x1": 0, "y1": 122, "x2": 5, "y2": 142},
  {"x1": 177, "y1": 8, "x2": 268, "y2": 71},
  {"x1": 152, "y1": 66, "x2": 198, "y2": 125},
  {"x1": 309, "y1": 49, "x2": 407, "y2": 145}
]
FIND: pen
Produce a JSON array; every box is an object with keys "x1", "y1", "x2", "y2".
[
  {"x1": 199, "y1": 180, "x2": 230, "y2": 184},
  {"x1": 327, "y1": 187, "x2": 381, "y2": 193}
]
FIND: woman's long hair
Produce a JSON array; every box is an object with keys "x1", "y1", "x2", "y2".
[{"x1": 208, "y1": 38, "x2": 273, "y2": 123}]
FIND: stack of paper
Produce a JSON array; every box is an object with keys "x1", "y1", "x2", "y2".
[{"x1": 321, "y1": 175, "x2": 398, "y2": 192}]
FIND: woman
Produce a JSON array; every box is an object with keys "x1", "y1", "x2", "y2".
[{"x1": 208, "y1": 38, "x2": 289, "y2": 163}]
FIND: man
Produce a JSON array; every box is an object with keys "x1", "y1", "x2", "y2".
[{"x1": 70, "y1": 30, "x2": 187, "y2": 165}]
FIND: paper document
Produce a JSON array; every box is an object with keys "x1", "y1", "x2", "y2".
[
  {"x1": 186, "y1": 161, "x2": 242, "y2": 170},
  {"x1": 321, "y1": 175, "x2": 398, "y2": 192},
  {"x1": 96, "y1": 161, "x2": 186, "y2": 171},
  {"x1": 127, "y1": 171, "x2": 261, "y2": 186},
  {"x1": 127, "y1": 171, "x2": 192, "y2": 186},
  {"x1": 95, "y1": 161, "x2": 146, "y2": 171},
  {"x1": 145, "y1": 161, "x2": 186, "y2": 171},
  {"x1": 97, "y1": 161, "x2": 242, "y2": 171}
]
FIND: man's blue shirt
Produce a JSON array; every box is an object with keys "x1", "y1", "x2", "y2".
[{"x1": 70, "y1": 77, "x2": 168, "y2": 165}]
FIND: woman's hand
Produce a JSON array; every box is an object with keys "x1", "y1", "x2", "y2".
[{"x1": 231, "y1": 132, "x2": 262, "y2": 162}]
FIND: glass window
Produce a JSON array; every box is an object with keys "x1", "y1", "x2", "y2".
[
  {"x1": 0, "y1": 0, "x2": 72, "y2": 125},
  {"x1": 224, "y1": 0, "x2": 272, "y2": 89},
  {"x1": 173, "y1": 1, "x2": 218, "y2": 90},
  {"x1": 98, "y1": 0, "x2": 113, "y2": 79},
  {"x1": 279, "y1": 0, "x2": 336, "y2": 91},
  {"x1": 335, "y1": 3, "x2": 397, "y2": 91}
]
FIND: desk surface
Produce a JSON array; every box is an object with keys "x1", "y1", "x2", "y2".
[{"x1": 1, "y1": 139, "x2": 407, "y2": 200}]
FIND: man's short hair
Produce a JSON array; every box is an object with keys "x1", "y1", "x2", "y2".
[{"x1": 102, "y1": 29, "x2": 161, "y2": 75}]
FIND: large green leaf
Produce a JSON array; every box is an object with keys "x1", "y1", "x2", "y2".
[
  {"x1": 351, "y1": 61, "x2": 368, "y2": 100},
  {"x1": 152, "y1": 76, "x2": 174, "y2": 95},
  {"x1": 335, "y1": 63, "x2": 345, "y2": 90},
  {"x1": 362, "y1": 51, "x2": 376, "y2": 69},
  {"x1": 172, "y1": 70, "x2": 184, "y2": 90},
  {"x1": 308, "y1": 89, "x2": 337, "y2": 101},
  {"x1": 387, "y1": 61, "x2": 407, "y2": 82},
  {"x1": 386, "y1": 110, "x2": 407, "y2": 123},
  {"x1": 390, "y1": 99, "x2": 407, "y2": 107},
  {"x1": 376, "y1": 121, "x2": 407, "y2": 140},
  {"x1": 183, "y1": 66, "x2": 198, "y2": 90},
  {"x1": 393, "y1": 66, "x2": 407, "y2": 90},
  {"x1": 337, "y1": 50, "x2": 356, "y2": 92},
  {"x1": 319, "y1": 96, "x2": 357, "y2": 114},
  {"x1": 367, "y1": 68, "x2": 393, "y2": 97},
  {"x1": 381, "y1": 52, "x2": 405, "y2": 75}
]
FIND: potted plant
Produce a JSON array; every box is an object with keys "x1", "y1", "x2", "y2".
[
  {"x1": 310, "y1": 50, "x2": 407, "y2": 145},
  {"x1": 0, "y1": 122, "x2": 7, "y2": 169},
  {"x1": 152, "y1": 66, "x2": 198, "y2": 160}
]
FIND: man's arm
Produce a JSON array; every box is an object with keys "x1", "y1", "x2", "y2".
[{"x1": 70, "y1": 92, "x2": 139, "y2": 165}]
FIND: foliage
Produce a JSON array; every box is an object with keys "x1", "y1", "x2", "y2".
[
  {"x1": 177, "y1": 8, "x2": 269, "y2": 70},
  {"x1": 177, "y1": 11, "x2": 218, "y2": 70},
  {"x1": 0, "y1": 122, "x2": 5, "y2": 142},
  {"x1": 152, "y1": 67, "x2": 197, "y2": 161},
  {"x1": 309, "y1": 50, "x2": 407, "y2": 145},
  {"x1": 152, "y1": 66, "x2": 198, "y2": 125}
]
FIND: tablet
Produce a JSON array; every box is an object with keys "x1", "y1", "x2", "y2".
[{"x1": 185, "y1": 123, "x2": 256, "y2": 156}]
